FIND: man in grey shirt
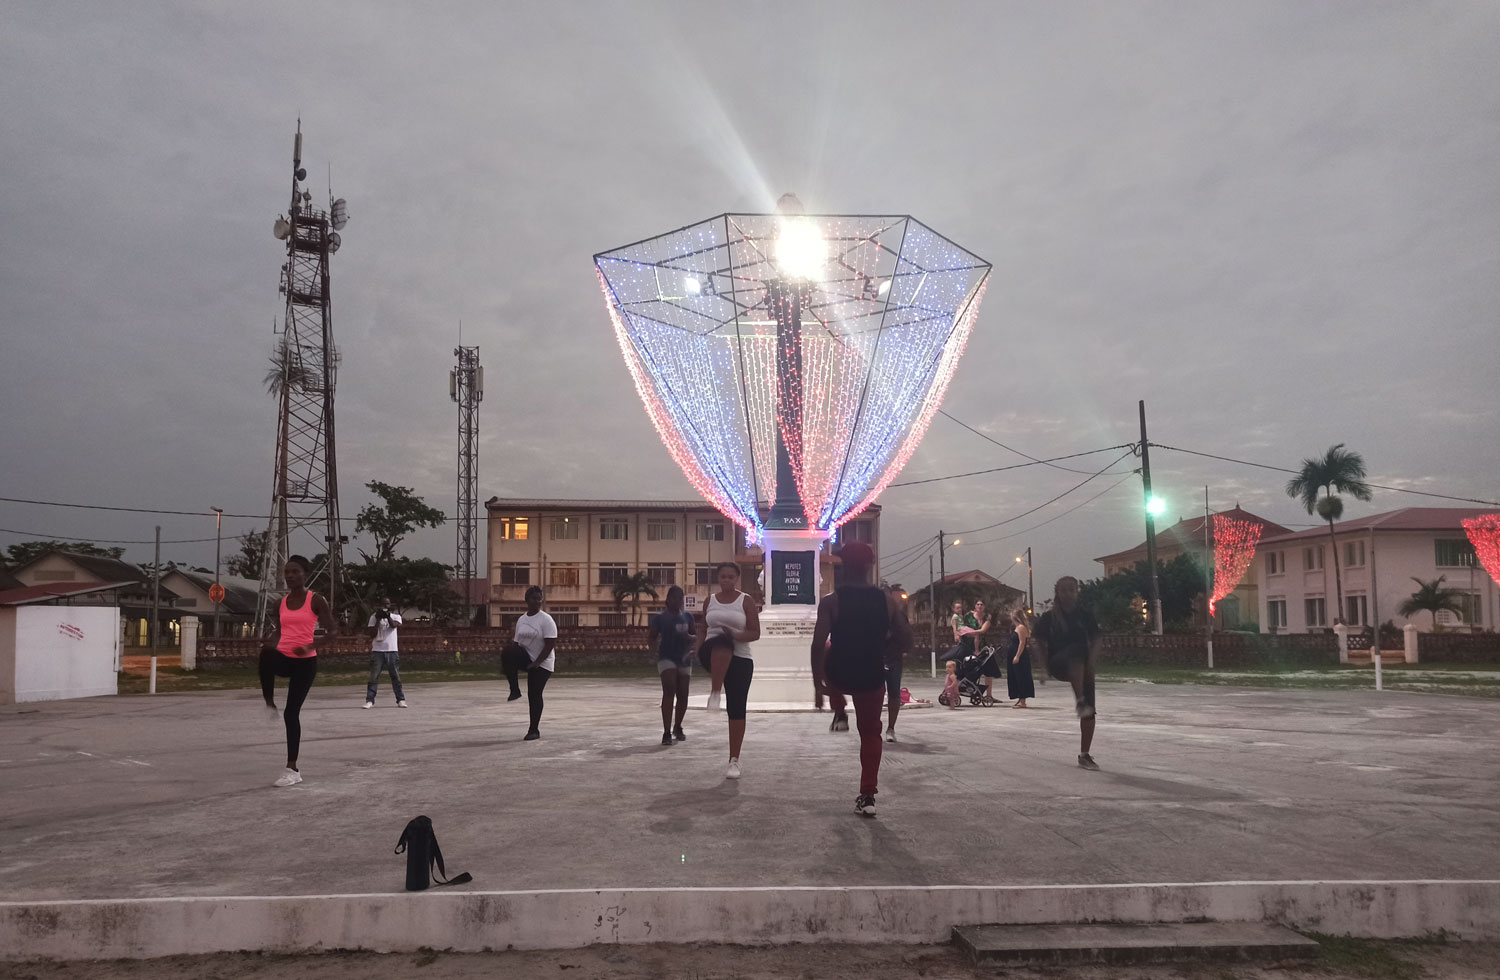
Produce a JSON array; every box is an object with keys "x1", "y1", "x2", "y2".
[{"x1": 364, "y1": 597, "x2": 408, "y2": 708}]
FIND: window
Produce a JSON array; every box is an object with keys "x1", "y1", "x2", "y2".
[
  {"x1": 498, "y1": 605, "x2": 526, "y2": 629},
  {"x1": 1435, "y1": 539, "x2": 1476, "y2": 568},
  {"x1": 1343, "y1": 541, "x2": 1366, "y2": 568},
  {"x1": 550, "y1": 518, "x2": 579, "y2": 540},
  {"x1": 646, "y1": 563, "x2": 677, "y2": 586},
  {"x1": 1266, "y1": 552, "x2": 1284, "y2": 575},
  {"x1": 499, "y1": 563, "x2": 530, "y2": 585},
  {"x1": 598, "y1": 613, "x2": 627, "y2": 628},
  {"x1": 695, "y1": 563, "x2": 716, "y2": 586},
  {"x1": 646, "y1": 519, "x2": 677, "y2": 542},
  {"x1": 550, "y1": 606, "x2": 580, "y2": 628},
  {"x1": 1303, "y1": 546, "x2": 1324, "y2": 571},
  {"x1": 1267, "y1": 599, "x2": 1287, "y2": 629},
  {"x1": 841, "y1": 520, "x2": 875, "y2": 543},
  {"x1": 1345, "y1": 594, "x2": 1368, "y2": 626},
  {"x1": 599, "y1": 519, "x2": 629, "y2": 541},
  {"x1": 549, "y1": 563, "x2": 580, "y2": 587},
  {"x1": 1456, "y1": 593, "x2": 1483, "y2": 626},
  {"x1": 695, "y1": 520, "x2": 726, "y2": 542},
  {"x1": 498, "y1": 517, "x2": 529, "y2": 541},
  {"x1": 1304, "y1": 597, "x2": 1327, "y2": 628},
  {"x1": 598, "y1": 562, "x2": 628, "y2": 586}
]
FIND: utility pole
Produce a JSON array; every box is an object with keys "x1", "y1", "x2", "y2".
[
  {"x1": 1204, "y1": 486, "x2": 1213, "y2": 669},
  {"x1": 1370, "y1": 539, "x2": 1382, "y2": 692},
  {"x1": 151, "y1": 526, "x2": 161, "y2": 695},
  {"x1": 212, "y1": 507, "x2": 223, "y2": 640},
  {"x1": 1138, "y1": 400, "x2": 1164, "y2": 635},
  {"x1": 1024, "y1": 546, "x2": 1034, "y2": 614},
  {"x1": 937, "y1": 530, "x2": 946, "y2": 584}
]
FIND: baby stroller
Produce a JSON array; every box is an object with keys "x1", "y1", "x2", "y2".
[{"x1": 939, "y1": 646, "x2": 1001, "y2": 706}]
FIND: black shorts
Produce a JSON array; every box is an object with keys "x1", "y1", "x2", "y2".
[{"x1": 724, "y1": 656, "x2": 754, "y2": 721}]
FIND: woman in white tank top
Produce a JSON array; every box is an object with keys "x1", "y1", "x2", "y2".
[{"x1": 696, "y1": 562, "x2": 760, "y2": 779}]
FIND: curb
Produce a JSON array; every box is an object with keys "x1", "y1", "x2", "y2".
[{"x1": 3, "y1": 880, "x2": 1497, "y2": 961}]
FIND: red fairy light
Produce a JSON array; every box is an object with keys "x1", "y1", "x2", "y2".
[
  {"x1": 1210, "y1": 514, "x2": 1264, "y2": 615},
  {"x1": 1463, "y1": 514, "x2": 1500, "y2": 586}
]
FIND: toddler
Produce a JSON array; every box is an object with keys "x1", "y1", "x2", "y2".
[{"x1": 943, "y1": 660, "x2": 961, "y2": 709}]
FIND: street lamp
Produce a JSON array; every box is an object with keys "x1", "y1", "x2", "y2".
[
  {"x1": 1016, "y1": 546, "x2": 1034, "y2": 613},
  {"x1": 211, "y1": 507, "x2": 223, "y2": 639}
]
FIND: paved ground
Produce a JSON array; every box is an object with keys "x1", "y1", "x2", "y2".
[
  {"x1": 10, "y1": 941, "x2": 1500, "y2": 979},
  {"x1": 2, "y1": 677, "x2": 1498, "y2": 900}
]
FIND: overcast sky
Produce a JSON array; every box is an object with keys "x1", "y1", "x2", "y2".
[{"x1": 2, "y1": 1, "x2": 1497, "y2": 594}]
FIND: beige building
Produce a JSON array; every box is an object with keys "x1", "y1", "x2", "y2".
[{"x1": 485, "y1": 498, "x2": 881, "y2": 628}]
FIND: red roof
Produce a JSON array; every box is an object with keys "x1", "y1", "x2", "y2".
[
  {"x1": 1095, "y1": 507, "x2": 1289, "y2": 564},
  {"x1": 1259, "y1": 507, "x2": 1500, "y2": 545},
  {"x1": 0, "y1": 581, "x2": 138, "y2": 606}
]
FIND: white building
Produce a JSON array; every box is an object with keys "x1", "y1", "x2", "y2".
[{"x1": 1256, "y1": 507, "x2": 1498, "y2": 633}]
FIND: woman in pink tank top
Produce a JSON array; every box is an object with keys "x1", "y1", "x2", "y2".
[{"x1": 260, "y1": 555, "x2": 335, "y2": 787}]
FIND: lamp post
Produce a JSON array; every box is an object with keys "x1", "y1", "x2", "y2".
[
  {"x1": 212, "y1": 507, "x2": 224, "y2": 639},
  {"x1": 1016, "y1": 547, "x2": 1034, "y2": 613}
]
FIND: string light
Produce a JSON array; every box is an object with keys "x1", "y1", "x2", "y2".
[
  {"x1": 595, "y1": 213, "x2": 991, "y2": 535},
  {"x1": 1462, "y1": 514, "x2": 1500, "y2": 587},
  {"x1": 1210, "y1": 514, "x2": 1264, "y2": 615}
]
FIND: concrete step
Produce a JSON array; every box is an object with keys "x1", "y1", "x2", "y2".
[{"x1": 952, "y1": 921, "x2": 1320, "y2": 967}]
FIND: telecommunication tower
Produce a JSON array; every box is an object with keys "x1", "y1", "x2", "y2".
[
  {"x1": 450, "y1": 345, "x2": 482, "y2": 614},
  {"x1": 256, "y1": 123, "x2": 350, "y2": 629}
]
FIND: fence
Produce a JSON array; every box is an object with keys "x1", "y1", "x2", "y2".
[
  {"x1": 1099, "y1": 632, "x2": 1341, "y2": 668},
  {"x1": 1417, "y1": 631, "x2": 1500, "y2": 663}
]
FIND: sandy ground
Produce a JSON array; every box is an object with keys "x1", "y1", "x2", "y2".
[{"x1": 6, "y1": 941, "x2": 1498, "y2": 979}]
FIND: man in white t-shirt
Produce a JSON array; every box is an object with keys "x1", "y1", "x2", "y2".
[
  {"x1": 513, "y1": 585, "x2": 557, "y2": 741},
  {"x1": 364, "y1": 597, "x2": 407, "y2": 708}
]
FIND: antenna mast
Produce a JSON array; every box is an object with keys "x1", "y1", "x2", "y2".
[
  {"x1": 256, "y1": 122, "x2": 351, "y2": 629},
  {"x1": 451, "y1": 342, "x2": 482, "y2": 621}
]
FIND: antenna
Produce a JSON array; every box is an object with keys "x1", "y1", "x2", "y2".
[{"x1": 452, "y1": 343, "x2": 482, "y2": 620}]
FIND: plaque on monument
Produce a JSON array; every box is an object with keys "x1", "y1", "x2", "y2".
[{"x1": 771, "y1": 550, "x2": 816, "y2": 605}]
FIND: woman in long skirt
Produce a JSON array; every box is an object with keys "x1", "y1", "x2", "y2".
[{"x1": 1005, "y1": 608, "x2": 1036, "y2": 708}]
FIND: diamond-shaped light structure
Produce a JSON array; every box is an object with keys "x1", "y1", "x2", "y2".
[{"x1": 595, "y1": 210, "x2": 990, "y2": 541}]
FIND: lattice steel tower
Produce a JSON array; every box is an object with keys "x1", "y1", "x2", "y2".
[
  {"x1": 256, "y1": 123, "x2": 350, "y2": 629},
  {"x1": 451, "y1": 345, "x2": 482, "y2": 613}
]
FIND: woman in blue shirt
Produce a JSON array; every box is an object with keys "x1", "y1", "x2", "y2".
[{"x1": 648, "y1": 585, "x2": 696, "y2": 746}]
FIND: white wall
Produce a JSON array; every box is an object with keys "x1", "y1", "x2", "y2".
[{"x1": 0, "y1": 606, "x2": 119, "y2": 704}]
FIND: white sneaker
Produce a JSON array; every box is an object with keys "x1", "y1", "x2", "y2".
[
  {"x1": 273, "y1": 768, "x2": 302, "y2": 787},
  {"x1": 707, "y1": 690, "x2": 722, "y2": 711},
  {"x1": 397, "y1": 700, "x2": 408, "y2": 708},
  {"x1": 726, "y1": 757, "x2": 741, "y2": 780},
  {"x1": 362, "y1": 702, "x2": 373, "y2": 709},
  {"x1": 885, "y1": 730, "x2": 897, "y2": 743}
]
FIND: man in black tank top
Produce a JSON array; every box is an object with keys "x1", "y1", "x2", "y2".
[{"x1": 811, "y1": 542, "x2": 895, "y2": 818}]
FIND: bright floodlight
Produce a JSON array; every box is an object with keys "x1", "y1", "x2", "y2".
[
  {"x1": 877, "y1": 278, "x2": 891, "y2": 295},
  {"x1": 774, "y1": 217, "x2": 826, "y2": 281},
  {"x1": 1147, "y1": 495, "x2": 1167, "y2": 517},
  {"x1": 685, "y1": 276, "x2": 702, "y2": 295}
]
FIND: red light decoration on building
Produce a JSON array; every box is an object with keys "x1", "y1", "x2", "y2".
[
  {"x1": 1210, "y1": 514, "x2": 1264, "y2": 615},
  {"x1": 1463, "y1": 514, "x2": 1500, "y2": 587}
]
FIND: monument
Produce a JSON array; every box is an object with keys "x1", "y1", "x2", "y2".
[{"x1": 595, "y1": 197, "x2": 990, "y2": 705}]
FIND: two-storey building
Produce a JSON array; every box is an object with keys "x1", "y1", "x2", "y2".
[
  {"x1": 484, "y1": 498, "x2": 881, "y2": 628},
  {"x1": 1256, "y1": 507, "x2": 1498, "y2": 633}
]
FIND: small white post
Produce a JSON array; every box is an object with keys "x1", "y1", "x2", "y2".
[
  {"x1": 179, "y1": 615, "x2": 199, "y2": 672},
  {"x1": 930, "y1": 648, "x2": 937, "y2": 679},
  {"x1": 1334, "y1": 623, "x2": 1349, "y2": 664},
  {"x1": 1403, "y1": 623, "x2": 1419, "y2": 664},
  {"x1": 149, "y1": 656, "x2": 157, "y2": 695}
]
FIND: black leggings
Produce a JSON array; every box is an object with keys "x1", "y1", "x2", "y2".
[
  {"x1": 528, "y1": 667, "x2": 551, "y2": 732},
  {"x1": 724, "y1": 656, "x2": 753, "y2": 721},
  {"x1": 260, "y1": 649, "x2": 318, "y2": 768}
]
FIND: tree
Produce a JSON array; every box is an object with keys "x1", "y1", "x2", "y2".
[
  {"x1": 348, "y1": 557, "x2": 464, "y2": 624},
  {"x1": 1078, "y1": 554, "x2": 1207, "y2": 634},
  {"x1": 1398, "y1": 576, "x2": 1464, "y2": 632},
  {"x1": 354, "y1": 482, "x2": 446, "y2": 565},
  {"x1": 225, "y1": 530, "x2": 268, "y2": 579},
  {"x1": 611, "y1": 573, "x2": 659, "y2": 626},
  {"x1": 3, "y1": 540, "x2": 126, "y2": 567},
  {"x1": 263, "y1": 340, "x2": 314, "y2": 397},
  {"x1": 1285, "y1": 443, "x2": 1373, "y2": 624}
]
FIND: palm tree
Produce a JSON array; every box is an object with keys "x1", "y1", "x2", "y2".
[
  {"x1": 1398, "y1": 576, "x2": 1464, "y2": 632},
  {"x1": 1285, "y1": 443, "x2": 1373, "y2": 624},
  {"x1": 611, "y1": 573, "x2": 659, "y2": 627},
  {"x1": 263, "y1": 340, "x2": 314, "y2": 397}
]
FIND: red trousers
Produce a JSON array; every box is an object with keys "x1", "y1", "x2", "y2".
[{"x1": 827, "y1": 685, "x2": 884, "y2": 796}]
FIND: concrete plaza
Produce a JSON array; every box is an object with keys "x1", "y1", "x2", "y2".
[{"x1": 2, "y1": 677, "x2": 1498, "y2": 902}]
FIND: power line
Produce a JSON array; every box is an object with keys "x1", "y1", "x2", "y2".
[
  {"x1": 1149, "y1": 445, "x2": 1500, "y2": 507},
  {"x1": 949, "y1": 450, "x2": 1136, "y2": 537},
  {"x1": 886, "y1": 444, "x2": 1138, "y2": 489},
  {"x1": 938, "y1": 410, "x2": 1134, "y2": 476},
  {"x1": 0, "y1": 527, "x2": 220, "y2": 546},
  {"x1": 959, "y1": 470, "x2": 1139, "y2": 549}
]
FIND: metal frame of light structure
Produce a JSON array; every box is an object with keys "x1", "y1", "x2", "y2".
[{"x1": 594, "y1": 211, "x2": 991, "y2": 539}]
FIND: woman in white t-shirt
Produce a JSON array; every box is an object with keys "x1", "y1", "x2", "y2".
[
  {"x1": 697, "y1": 562, "x2": 760, "y2": 779},
  {"x1": 513, "y1": 585, "x2": 558, "y2": 741}
]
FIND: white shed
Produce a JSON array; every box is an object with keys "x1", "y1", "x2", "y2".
[{"x1": 0, "y1": 584, "x2": 121, "y2": 704}]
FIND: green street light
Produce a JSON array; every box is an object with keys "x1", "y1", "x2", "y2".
[{"x1": 1146, "y1": 496, "x2": 1167, "y2": 518}]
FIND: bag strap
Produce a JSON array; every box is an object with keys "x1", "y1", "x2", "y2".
[
  {"x1": 394, "y1": 827, "x2": 410, "y2": 855},
  {"x1": 428, "y1": 838, "x2": 472, "y2": 886}
]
